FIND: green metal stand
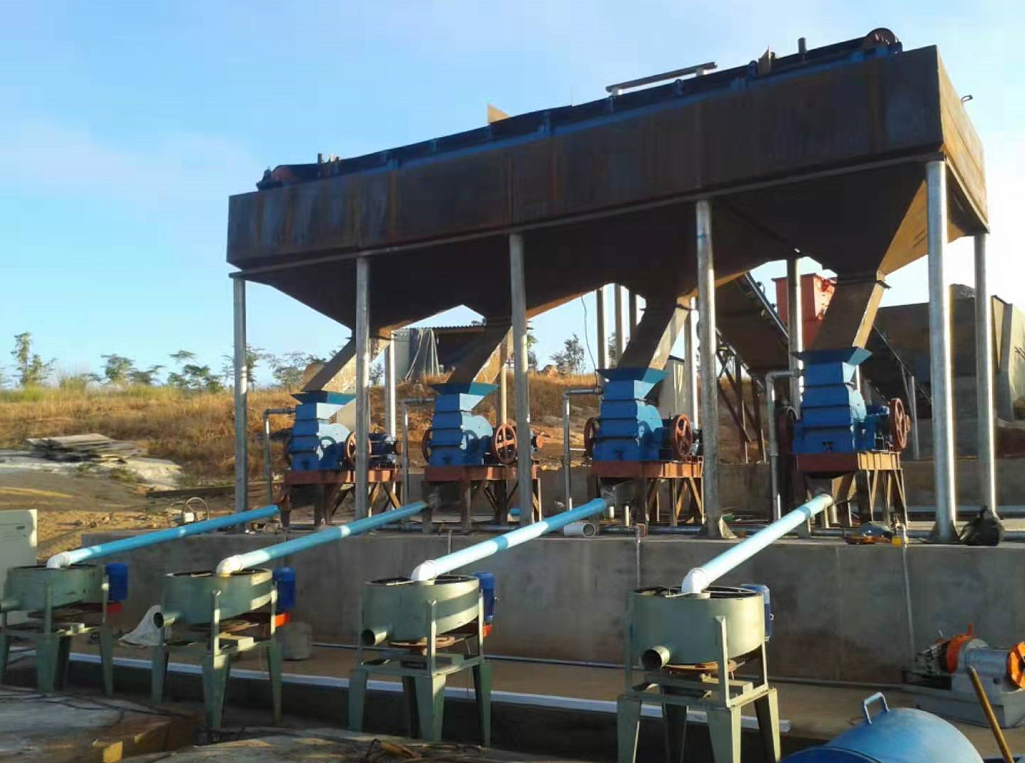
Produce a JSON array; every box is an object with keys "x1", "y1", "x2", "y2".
[
  {"x1": 349, "y1": 596, "x2": 491, "y2": 745},
  {"x1": 0, "y1": 572, "x2": 114, "y2": 695},
  {"x1": 152, "y1": 587, "x2": 282, "y2": 728},
  {"x1": 617, "y1": 607, "x2": 780, "y2": 763}
]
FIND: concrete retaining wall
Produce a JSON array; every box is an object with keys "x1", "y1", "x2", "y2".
[{"x1": 88, "y1": 529, "x2": 1025, "y2": 684}]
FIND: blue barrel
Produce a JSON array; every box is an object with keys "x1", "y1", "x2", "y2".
[
  {"x1": 472, "y1": 572, "x2": 496, "y2": 623},
  {"x1": 741, "y1": 583, "x2": 772, "y2": 640},
  {"x1": 105, "y1": 563, "x2": 129, "y2": 602},
  {"x1": 273, "y1": 567, "x2": 296, "y2": 612},
  {"x1": 784, "y1": 694, "x2": 983, "y2": 763}
]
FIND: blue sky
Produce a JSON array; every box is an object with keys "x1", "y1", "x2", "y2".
[{"x1": 2, "y1": 1, "x2": 1022, "y2": 383}]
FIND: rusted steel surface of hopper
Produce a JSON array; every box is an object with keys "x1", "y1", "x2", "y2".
[{"x1": 227, "y1": 30, "x2": 986, "y2": 336}]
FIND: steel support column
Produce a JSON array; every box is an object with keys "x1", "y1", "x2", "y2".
[
  {"x1": 629, "y1": 291, "x2": 639, "y2": 333},
  {"x1": 908, "y1": 374, "x2": 921, "y2": 461},
  {"x1": 384, "y1": 344, "x2": 396, "y2": 437},
  {"x1": 684, "y1": 297, "x2": 699, "y2": 427},
  {"x1": 355, "y1": 257, "x2": 371, "y2": 520},
  {"x1": 975, "y1": 233, "x2": 998, "y2": 517},
  {"x1": 510, "y1": 233, "x2": 532, "y2": 526},
  {"x1": 614, "y1": 286, "x2": 626, "y2": 365},
  {"x1": 232, "y1": 277, "x2": 248, "y2": 514},
  {"x1": 499, "y1": 340, "x2": 509, "y2": 424},
  {"x1": 926, "y1": 160, "x2": 957, "y2": 542},
  {"x1": 786, "y1": 258, "x2": 803, "y2": 414},
  {"x1": 696, "y1": 201, "x2": 732, "y2": 538},
  {"x1": 596, "y1": 287, "x2": 608, "y2": 370}
]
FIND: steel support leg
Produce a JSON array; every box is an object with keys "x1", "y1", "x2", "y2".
[
  {"x1": 473, "y1": 661, "x2": 492, "y2": 746},
  {"x1": 414, "y1": 674, "x2": 447, "y2": 742},
  {"x1": 355, "y1": 257, "x2": 371, "y2": 520},
  {"x1": 267, "y1": 638, "x2": 283, "y2": 724},
  {"x1": 0, "y1": 633, "x2": 9, "y2": 681},
  {"x1": 754, "y1": 689, "x2": 782, "y2": 762},
  {"x1": 499, "y1": 340, "x2": 508, "y2": 424},
  {"x1": 510, "y1": 233, "x2": 533, "y2": 526},
  {"x1": 35, "y1": 636, "x2": 60, "y2": 693},
  {"x1": 98, "y1": 627, "x2": 114, "y2": 696},
  {"x1": 203, "y1": 654, "x2": 231, "y2": 729},
  {"x1": 696, "y1": 200, "x2": 732, "y2": 538},
  {"x1": 616, "y1": 696, "x2": 643, "y2": 763},
  {"x1": 232, "y1": 277, "x2": 248, "y2": 514},
  {"x1": 925, "y1": 160, "x2": 958, "y2": 542},
  {"x1": 974, "y1": 233, "x2": 998, "y2": 517},
  {"x1": 151, "y1": 645, "x2": 169, "y2": 703},
  {"x1": 348, "y1": 668, "x2": 368, "y2": 731},
  {"x1": 684, "y1": 297, "x2": 699, "y2": 427},
  {"x1": 662, "y1": 690, "x2": 688, "y2": 763},
  {"x1": 706, "y1": 707, "x2": 743, "y2": 763}
]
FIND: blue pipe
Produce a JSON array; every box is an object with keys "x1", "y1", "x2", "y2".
[
  {"x1": 46, "y1": 504, "x2": 281, "y2": 568},
  {"x1": 216, "y1": 501, "x2": 427, "y2": 574},
  {"x1": 410, "y1": 497, "x2": 609, "y2": 581}
]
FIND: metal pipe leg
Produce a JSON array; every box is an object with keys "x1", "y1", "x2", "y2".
[
  {"x1": 696, "y1": 200, "x2": 732, "y2": 538},
  {"x1": 706, "y1": 707, "x2": 743, "y2": 763},
  {"x1": 754, "y1": 690, "x2": 782, "y2": 762},
  {"x1": 473, "y1": 662, "x2": 492, "y2": 746},
  {"x1": 151, "y1": 645, "x2": 169, "y2": 703},
  {"x1": 616, "y1": 696, "x2": 643, "y2": 763},
  {"x1": 98, "y1": 627, "x2": 114, "y2": 696},
  {"x1": 414, "y1": 675, "x2": 447, "y2": 742},
  {"x1": 267, "y1": 638, "x2": 283, "y2": 724},
  {"x1": 925, "y1": 160, "x2": 958, "y2": 542},
  {"x1": 786, "y1": 258, "x2": 804, "y2": 414},
  {"x1": 232, "y1": 277, "x2": 249, "y2": 514},
  {"x1": 348, "y1": 668, "x2": 369, "y2": 731},
  {"x1": 203, "y1": 654, "x2": 231, "y2": 728},
  {"x1": 975, "y1": 233, "x2": 998, "y2": 516},
  {"x1": 510, "y1": 233, "x2": 533, "y2": 526},
  {"x1": 355, "y1": 257, "x2": 371, "y2": 520}
]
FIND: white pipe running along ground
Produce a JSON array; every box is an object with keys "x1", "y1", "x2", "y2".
[
  {"x1": 216, "y1": 501, "x2": 427, "y2": 575},
  {"x1": 410, "y1": 497, "x2": 609, "y2": 582},
  {"x1": 680, "y1": 493, "x2": 834, "y2": 594}
]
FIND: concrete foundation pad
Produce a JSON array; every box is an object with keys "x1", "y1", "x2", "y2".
[{"x1": 0, "y1": 684, "x2": 196, "y2": 762}]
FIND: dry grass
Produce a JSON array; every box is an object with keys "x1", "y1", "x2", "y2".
[{"x1": 0, "y1": 373, "x2": 603, "y2": 481}]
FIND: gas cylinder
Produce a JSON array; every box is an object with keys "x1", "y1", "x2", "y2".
[{"x1": 784, "y1": 693, "x2": 983, "y2": 763}]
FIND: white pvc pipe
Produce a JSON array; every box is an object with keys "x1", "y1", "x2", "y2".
[
  {"x1": 680, "y1": 493, "x2": 833, "y2": 594},
  {"x1": 411, "y1": 497, "x2": 609, "y2": 581}
]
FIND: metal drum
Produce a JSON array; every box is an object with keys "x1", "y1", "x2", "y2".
[
  {"x1": 784, "y1": 693, "x2": 983, "y2": 763},
  {"x1": 630, "y1": 585, "x2": 764, "y2": 668},
  {"x1": 360, "y1": 575, "x2": 480, "y2": 646},
  {"x1": 155, "y1": 569, "x2": 274, "y2": 627},
  {"x1": 1, "y1": 564, "x2": 104, "y2": 611}
]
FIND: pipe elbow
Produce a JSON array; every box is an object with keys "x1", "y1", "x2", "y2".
[
  {"x1": 410, "y1": 561, "x2": 437, "y2": 582},
  {"x1": 216, "y1": 556, "x2": 243, "y2": 576},
  {"x1": 680, "y1": 567, "x2": 711, "y2": 596},
  {"x1": 46, "y1": 552, "x2": 71, "y2": 569}
]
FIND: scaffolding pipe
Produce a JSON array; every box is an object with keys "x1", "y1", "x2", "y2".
[
  {"x1": 562, "y1": 387, "x2": 603, "y2": 510},
  {"x1": 926, "y1": 159, "x2": 958, "y2": 542},
  {"x1": 401, "y1": 397, "x2": 432, "y2": 500},
  {"x1": 232, "y1": 277, "x2": 249, "y2": 514},
  {"x1": 786, "y1": 258, "x2": 804, "y2": 414},
  {"x1": 766, "y1": 369, "x2": 799, "y2": 521},
  {"x1": 680, "y1": 494, "x2": 834, "y2": 594},
  {"x1": 355, "y1": 257, "x2": 371, "y2": 520},
  {"x1": 696, "y1": 199, "x2": 730, "y2": 537},
  {"x1": 596, "y1": 287, "x2": 607, "y2": 370},
  {"x1": 975, "y1": 233, "x2": 998, "y2": 517},
  {"x1": 384, "y1": 344, "x2": 397, "y2": 437},
  {"x1": 411, "y1": 497, "x2": 610, "y2": 581},
  {"x1": 684, "y1": 297, "x2": 699, "y2": 427},
  {"x1": 216, "y1": 501, "x2": 427, "y2": 575},
  {"x1": 262, "y1": 407, "x2": 294, "y2": 504},
  {"x1": 510, "y1": 233, "x2": 532, "y2": 525},
  {"x1": 614, "y1": 285, "x2": 625, "y2": 363},
  {"x1": 46, "y1": 504, "x2": 281, "y2": 569}
]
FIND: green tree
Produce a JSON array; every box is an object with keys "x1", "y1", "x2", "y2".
[
  {"x1": 168, "y1": 364, "x2": 222, "y2": 392},
  {"x1": 607, "y1": 332, "x2": 619, "y2": 367},
  {"x1": 270, "y1": 352, "x2": 318, "y2": 390},
  {"x1": 101, "y1": 354, "x2": 136, "y2": 385},
  {"x1": 551, "y1": 334, "x2": 585, "y2": 374},
  {"x1": 526, "y1": 328, "x2": 539, "y2": 372},
  {"x1": 129, "y1": 365, "x2": 164, "y2": 386},
  {"x1": 220, "y1": 345, "x2": 267, "y2": 387},
  {"x1": 11, "y1": 333, "x2": 53, "y2": 387}
]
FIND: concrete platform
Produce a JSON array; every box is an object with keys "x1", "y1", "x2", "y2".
[
  {"x1": 0, "y1": 684, "x2": 195, "y2": 761},
  {"x1": 85, "y1": 528, "x2": 1025, "y2": 685},
  {"x1": 14, "y1": 641, "x2": 1025, "y2": 761}
]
